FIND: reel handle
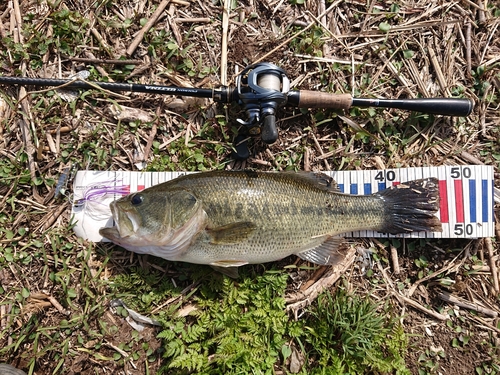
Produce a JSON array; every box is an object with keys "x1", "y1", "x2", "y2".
[{"x1": 261, "y1": 115, "x2": 278, "y2": 144}]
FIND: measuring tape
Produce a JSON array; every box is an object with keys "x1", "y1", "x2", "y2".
[{"x1": 71, "y1": 165, "x2": 495, "y2": 242}]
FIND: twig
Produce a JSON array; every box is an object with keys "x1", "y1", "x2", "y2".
[
  {"x1": 68, "y1": 57, "x2": 142, "y2": 65},
  {"x1": 13, "y1": 0, "x2": 42, "y2": 202},
  {"x1": 220, "y1": 0, "x2": 230, "y2": 85},
  {"x1": 390, "y1": 244, "x2": 400, "y2": 274},
  {"x1": 485, "y1": 237, "x2": 499, "y2": 293},
  {"x1": 468, "y1": 314, "x2": 500, "y2": 334},
  {"x1": 249, "y1": 157, "x2": 272, "y2": 167},
  {"x1": 174, "y1": 17, "x2": 211, "y2": 23},
  {"x1": 300, "y1": 266, "x2": 328, "y2": 291},
  {"x1": 0, "y1": 7, "x2": 11, "y2": 40},
  {"x1": 253, "y1": 0, "x2": 341, "y2": 64},
  {"x1": 104, "y1": 341, "x2": 131, "y2": 361},
  {"x1": 466, "y1": 22, "x2": 472, "y2": 77},
  {"x1": 265, "y1": 149, "x2": 282, "y2": 171},
  {"x1": 38, "y1": 202, "x2": 68, "y2": 231},
  {"x1": 408, "y1": 249, "x2": 465, "y2": 297},
  {"x1": 84, "y1": 51, "x2": 112, "y2": 81},
  {"x1": 303, "y1": 147, "x2": 310, "y2": 171},
  {"x1": 46, "y1": 293, "x2": 69, "y2": 315},
  {"x1": 477, "y1": 0, "x2": 486, "y2": 23},
  {"x1": 310, "y1": 131, "x2": 330, "y2": 170},
  {"x1": 460, "y1": 150, "x2": 484, "y2": 165},
  {"x1": 126, "y1": 0, "x2": 171, "y2": 56},
  {"x1": 143, "y1": 123, "x2": 157, "y2": 162},
  {"x1": 396, "y1": 293, "x2": 448, "y2": 321},
  {"x1": 12, "y1": 0, "x2": 22, "y2": 42},
  {"x1": 370, "y1": 43, "x2": 415, "y2": 98},
  {"x1": 403, "y1": 52, "x2": 431, "y2": 98},
  {"x1": 150, "y1": 283, "x2": 199, "y2": 314},
  {"x1": 49, "y1": 126, "x2": 73, "y2": 134},
  {"x1": 286, "y1": 247, "x2": 356, "y2": 319},
  {"x1": 437, "y1": 291, "x2": 498, "y2": 318},
  {"x1": 428, "y1": 44, "x2": 451, "y2": 97},
  {"x1": 158, "y1": 125, "x2": 187, "y2": 150},
  {"x1": 376, "y1": 259, "x2": 395, "y2": 289},
  {"x1": 168, "y1": 5, "x2": 183, "y2": 46},
  {"x1": 478, "y1": 21, "x2": 499, "y2": 67},
  {"x1": 90, "y1": 27, "x2": 112, "y2": 56}
]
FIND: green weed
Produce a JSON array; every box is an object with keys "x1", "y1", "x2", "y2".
[
  {"x1": 303, "y1": 286, "x2": 410, "y2": 374},
  {"x1": 110, "y1": 265, "x2": 412, "y2": 375},
  {"x1": 156, "y1": 269, "x2": 291, "y2": 374}
]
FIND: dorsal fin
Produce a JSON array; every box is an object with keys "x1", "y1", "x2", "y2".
[
  {"x1": 284, "y1": 171, "x2": 341, "y2": 193},
  {"x1": 296, "y1": 236, "x2": 347, "y2": 265}
]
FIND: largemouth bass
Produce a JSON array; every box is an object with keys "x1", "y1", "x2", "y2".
[{"x1": 99, "y1": 171, "x2": 441, "y2": 275}]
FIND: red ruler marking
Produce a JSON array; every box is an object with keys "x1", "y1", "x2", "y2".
[
  {"x1": 439, "y1": 180, "x2": 449, "y2": 223},
  {"x1": 454, "y1": 179, "x2": 464, "y2": 223}
]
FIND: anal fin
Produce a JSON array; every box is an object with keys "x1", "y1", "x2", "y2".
[
  {"x1": 297, "y1": 236, "x2": 347, "y2": 265},
  {"x1": 210, "y1": 260, "x2": 248, "y2": 278}
]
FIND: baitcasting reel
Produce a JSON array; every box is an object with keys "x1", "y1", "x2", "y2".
[{"x1": 235, "y1": 63, "x2": 289, "y2": 145}]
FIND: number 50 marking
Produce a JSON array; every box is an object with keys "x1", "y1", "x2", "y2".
[
  {"x1": 454, "y1": 223, "x2": 473, "y2": 236},
  {"x1": 450, "y1": 167, "x2": 472, "y2": 179}
]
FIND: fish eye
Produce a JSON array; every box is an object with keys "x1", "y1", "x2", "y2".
[{"x1": 130, "y1": 194, "x2": 144, "y2": 206}]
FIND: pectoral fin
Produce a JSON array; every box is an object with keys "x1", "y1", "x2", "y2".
[
  {"x1": 207, "y1": 222, "x2": 257, "y2": 244},
  {"x1": 297, "y1": 236, "x2": 347, "y2": 265}
]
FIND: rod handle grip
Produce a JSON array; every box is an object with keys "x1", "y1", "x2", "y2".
[{"x1": 287, "y1": 90, "x2": 353, "y2": 109}]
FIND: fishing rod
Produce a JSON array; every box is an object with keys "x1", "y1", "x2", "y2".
[{"x1": 0, "y1": 62, "x2": 474, "y2": 159}]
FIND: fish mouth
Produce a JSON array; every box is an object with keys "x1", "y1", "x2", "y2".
[
  {"x1": 99, "y1": 225, "x2": 120, "y2": 240},
  {"x1": 99, "y1": 201, "x2": 135, "y2": 240}
]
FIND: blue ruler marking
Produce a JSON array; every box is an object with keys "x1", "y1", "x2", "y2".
[
  {"x1": 482, "y1": 180, "x2": 489, "y2": 222},
  {"x1": 469, "y1": 179, "x2": 476, "y2": 223}
]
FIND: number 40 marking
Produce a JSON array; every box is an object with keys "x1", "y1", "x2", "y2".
[{"x1": 375, "y1": 170, "x2": 396, "y2": 182}]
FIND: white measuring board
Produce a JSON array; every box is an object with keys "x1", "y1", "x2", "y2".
[{"x1": 71, "y1": 165, "x2": 495, "y2": 242}]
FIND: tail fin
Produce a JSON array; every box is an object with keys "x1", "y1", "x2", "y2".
[{"x1": 376, "y1": 178, "x2": 442, "y2": 234}]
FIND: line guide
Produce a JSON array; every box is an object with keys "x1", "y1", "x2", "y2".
[{"x1": 71, "y1": 165, "x2": 494, "y2": 242}]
